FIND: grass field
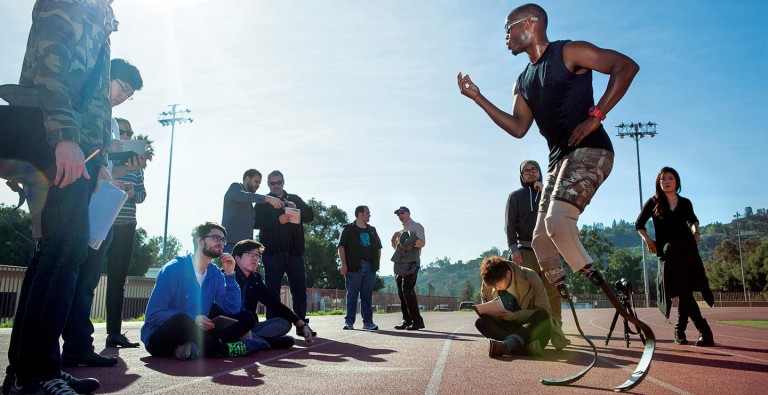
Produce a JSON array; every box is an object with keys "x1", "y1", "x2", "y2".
[{"x1": 718, "y1": 320, "x2": 768, "y2": 328}]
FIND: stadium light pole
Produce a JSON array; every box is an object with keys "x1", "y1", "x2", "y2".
[
  {"x1": 158, "y1": 104, "x2": 193, "y2": 264},
  {"x1": 734, "y1": 212, "x2": 748, "y2": 302},
  {"x1": 617, "y1": 121, "x2": 657, "y2": 308}
]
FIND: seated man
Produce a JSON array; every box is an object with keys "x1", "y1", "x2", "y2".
[
  {"x1": 141, "y1": 222, "x2": 261, "y2": 360},
  {"x1": 232, "y1": 240, "x2": 314, "y2": 347},
  {"x1": 477, "y1": 255, "x2": 552, "y2": 358}
]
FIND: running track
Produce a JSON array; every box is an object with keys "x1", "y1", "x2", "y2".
[{"x1": 1, "y1": 307, "x2": 766, "y2": 394}]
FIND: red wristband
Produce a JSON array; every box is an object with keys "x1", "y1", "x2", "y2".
[{"x1": 588, "y1": 105, "x2": 606, "y2": 121}]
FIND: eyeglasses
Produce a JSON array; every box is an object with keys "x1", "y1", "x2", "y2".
[
  {"x1": 505, "y1": 16, "x2": 538, "y2": 34},
  {"x1": 268, "y1": 180, "x2": 284, "y2": 186},
  {"x1": 115, "y1": 80, "x2": 134, "y2": 100},
  {"x1": 119, "y1": 128, "x2": 133, "y2": 137},
  {"x1": 204, "y1": 234, "x2": 227, "y2": 244},
  {"x1": 242, "y1": 251, "x2": 262, "y2": 260},
  {"x1": 522, "y1": 168, "x2": 539, "y2": 175}
]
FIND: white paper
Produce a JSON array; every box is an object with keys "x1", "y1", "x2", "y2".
[
  {"x1": 471, "y1": 297, "x2": 506, "y2": 316},
  {"x1": 285, "y1": 207, "x2": 301, "y2": 224},
  {"x1": 88, "y1": 180, "x2": 127, "y2": 249},
  {"x1": 120, "y1": 140, "x2": 148, "y2": 155}
]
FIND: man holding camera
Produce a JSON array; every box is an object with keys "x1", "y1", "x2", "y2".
[{"x1": 391, "y1": 206, "x2": 425, "y2": 331}]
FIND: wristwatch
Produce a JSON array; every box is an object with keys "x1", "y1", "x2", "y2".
[{"x1": 588, "y1": 105, "x2": 606, "y2": 121}]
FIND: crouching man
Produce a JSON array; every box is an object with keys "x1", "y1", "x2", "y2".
[
  {"x1": 141, "y1": 222, "x2": 261, "y2": 360},
  {"x1": 478, "y1": 256, "x2": 551, "y2": 357}
]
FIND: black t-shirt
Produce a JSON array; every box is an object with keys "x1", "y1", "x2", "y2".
[
  {"x1": 517, "y1": 40, "x2": 613, "y2": 171},
  {"x1": 338, "y1": 223, "x2": 382, "y2": 271}
]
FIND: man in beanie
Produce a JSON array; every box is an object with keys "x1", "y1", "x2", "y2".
[{"x1": 505, "y1": 159, "x2": 568, "y2": 350}]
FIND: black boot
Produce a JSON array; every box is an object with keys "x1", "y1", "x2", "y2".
[
  {"x1": 674, "y1": 319, "x2": 688, "y2": 345},
  {"x1": 694, "y1": 319, "x2": 714, "y2": 347}
]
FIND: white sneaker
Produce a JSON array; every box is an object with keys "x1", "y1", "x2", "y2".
[{"x1": 173, "y1": 342, "x2": 199, "y2": 361}]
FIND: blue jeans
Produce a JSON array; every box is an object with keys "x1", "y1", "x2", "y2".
[
  {"x1": 14, "y1": 162, "x2": 98, "y2": 384},
  {"x1": 345, "y1": 260, "x2": 376, "y2": 325},
  {"x1": 251, "y1": 317, "x2": 292, "y2": 348},
  {"x1": 61, "y1": 227, "x2": 113, "y2": 355},
  {"x1": 263, "y1": 253, "x2": 307, "y2": 320}
]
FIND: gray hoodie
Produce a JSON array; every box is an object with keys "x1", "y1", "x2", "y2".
[{"x1": 504, "y1": 160, "x2": 542, "y2": 253}]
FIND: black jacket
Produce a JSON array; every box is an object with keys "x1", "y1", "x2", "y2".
[
  {"x1": 253, "y1": 190, "x2": 314, "y2": 256},
  {"x1": 234, "y1": 264, "x2": 300, "y2": 324}
]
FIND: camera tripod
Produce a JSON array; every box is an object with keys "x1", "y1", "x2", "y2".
[{"x1": 605, "y1": 279, "x2": 646, "y2": 347}]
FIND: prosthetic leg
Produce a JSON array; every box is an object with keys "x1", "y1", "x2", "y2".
[
  {"x1": 540, "y1": 268, "x2": 656, "y2": 391},
  {"x1": 534, "y1": 202, "x2": 655, "y2": 392}
]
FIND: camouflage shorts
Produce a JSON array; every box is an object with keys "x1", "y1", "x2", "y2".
[{"x1": 539, "y1": 148, "x2": 614, "y2": 213}]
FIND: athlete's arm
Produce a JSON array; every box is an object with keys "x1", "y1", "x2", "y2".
[
  {"x1": 457, "y1": 72, "x2": 534, "y2": 139},
  {"x1": 563, "y1": 41, "x2": 639, "y2": 146}
]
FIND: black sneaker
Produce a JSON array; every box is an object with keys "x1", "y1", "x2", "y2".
[
  {"x1": 12, "y1": 378, "x2": 76, "y2": 395},
  {"x1": 394, "y1": 321, "x2": 412, "y2": 330},
  {"x1": 406, "y1": 322, "x2": 425, "y2": 331},
  {"x1": 267, "y1": 336, "x2": 295, "y2": 349},
  {"x1": 58, "y1": 372, "x2": 99, "y2": 394},
  {"x1": 61, "y1": 351, "x2": 117, "y2": 367}
]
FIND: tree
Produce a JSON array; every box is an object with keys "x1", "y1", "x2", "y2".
[
  {"x1": 0, "y1": 204, "x2": 35, "y2": 266},
  {"x1": 303, "y1": 198, "x2": 348, "y2": 289},
  {"x1": 460, "y1": 279, "x2": 474, "y2": 302},
  {"x1": 124, "y1": 228, "x2": 182, "y2": 276},
  {"x1": 565, "y1": 227, "x2": 616, "y2": 294},
  {"x1": 427, "y1": 282, "x2": 435, "y2": 296}
]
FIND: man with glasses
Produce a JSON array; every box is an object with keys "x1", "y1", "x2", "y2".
[
  {"x1": 59, "y1": 58, "x2": 145, "y2": 368},
  {"x1": 221, "y1": 169, "x2": 284, "y2": 254},
  {"x1": 232, "y1": 239, "x2": 314, "y2": 349},
  {"x1": 457, "y1": 4, "x2": 651, "y2": 382},
  {"x1": 141, "y1": 222, "x2": 262, "y2": 361},
  {"x1": 458, "y1": 3, "x2": 638, "y2": 288},
  {"x1": 505, "y1": 160, "x2": 568, "y2": 350},
  {"x1": 254, "y1": 170, "x2": 316, "y2": 336}
]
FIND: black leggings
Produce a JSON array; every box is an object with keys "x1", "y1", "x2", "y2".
[{"x1": 145, "y1": 305, "x2": 255, "y2": 358}]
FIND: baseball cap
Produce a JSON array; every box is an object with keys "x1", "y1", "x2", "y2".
[{"x1": 394, "y1": 206, "x2": 410, "y2": 214}]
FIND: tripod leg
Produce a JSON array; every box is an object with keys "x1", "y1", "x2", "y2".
[{"x1": 605, "y1": 310, "x2": 621, "y2": 345}]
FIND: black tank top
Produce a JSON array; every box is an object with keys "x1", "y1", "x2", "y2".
[{"x1": 517, "y1": 40, "x2": 613, "y2": 171}]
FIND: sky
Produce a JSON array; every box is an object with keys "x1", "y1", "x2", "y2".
[{"x1": 1, "y1": 1, "x2": 766, "y2": 276}]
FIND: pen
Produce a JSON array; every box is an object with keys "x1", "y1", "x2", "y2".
[{"x1": 84, "y1": 149, "x2": 101, "y2": 163}]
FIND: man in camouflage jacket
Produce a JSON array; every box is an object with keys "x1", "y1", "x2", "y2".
[{"x1": 4, "y1": 1, "x2": 116, "y2": 393}]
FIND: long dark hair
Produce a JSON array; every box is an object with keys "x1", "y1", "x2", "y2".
[{"x1": 652, "y1": 166, "x2": 681, "y2": 218}]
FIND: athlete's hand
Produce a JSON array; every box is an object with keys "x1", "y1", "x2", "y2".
[
  {"x1": 510, "y1": 250, "x2": 523, "y2": 265},
  {"x1": 568, "y1": 116, "x2": 601, "y2": 147},
  {"x1": 457, "y1": 72, "x2": 481, "y2": 100}
]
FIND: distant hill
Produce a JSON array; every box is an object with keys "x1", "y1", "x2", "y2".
[{"x1": 382, "y1": 207, "x2": 768, "y2": 298}]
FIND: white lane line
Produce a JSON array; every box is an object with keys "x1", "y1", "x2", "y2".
[{"x1": 424, "y1": 324, "x2": 471, "y2": 395}]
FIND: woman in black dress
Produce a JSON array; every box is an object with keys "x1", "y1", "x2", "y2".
[{"x1": 635, "y1": 167, "x2": 714, "y2": 346}]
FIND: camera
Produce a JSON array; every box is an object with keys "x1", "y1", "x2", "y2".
[{"x1": 614, "y1": 278, "x2": 632, "y2": 294}]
